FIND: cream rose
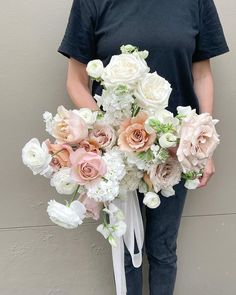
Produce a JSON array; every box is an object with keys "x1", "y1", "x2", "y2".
[
  {"x1": 134, "y1": 72, "x2": 172, "y2": 113},
  {"x1": 148, "y1": 156, "x2": 182, "y2": 197},
  {"x1": 101, "y1": 53, "x2": 150, "y2": 87},
  {"x1": 177, "y1": 109, "x2": 220, "y2": 173}
]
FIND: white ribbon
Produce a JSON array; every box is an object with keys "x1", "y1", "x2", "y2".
[{"x1": 110, "y1": 190, "x2": 144, "y2": 295}]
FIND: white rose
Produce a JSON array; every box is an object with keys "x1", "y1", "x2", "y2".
[
  {"x1": 159, "y1": 133, "x2": 177, "y2": 148},
  {"x1": 101, "y1": 53, "x2": 150, "y2": 87},
  {"x1": 113, "y1": 220, "x2": 127, "y2": 237},
  {"x1": 72, "y1": 108, "x2": 97, "y2": 127},
  {"x1": 134, "y1": 72, "x2": 172, "y2": 113},
  {"x1": 22, "y1": 138, "x2": 52, "y2": 175},
  {"x1": 143, "y1": 192, "x2": 161, "y2": 209},
  {"x1": 184, "y1": 178, "x2": 200, "y2": 189},
  {"x1": 47, "y1": 200, "x2": 86, "y2": 229},
  {"x1": 86, "y1": 59, "x2": 104, "y2": 79},
  {"x1": 50, "y1": 168, "x2": 77, "y2": 195}
]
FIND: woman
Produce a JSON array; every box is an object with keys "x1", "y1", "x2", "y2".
[{"x1": 57, "y1": 0, "x2": 229, "y2": 294}]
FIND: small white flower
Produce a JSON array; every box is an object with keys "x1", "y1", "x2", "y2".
[
  {"x1": 43, "y1": 111, "x2": 53, "y2": 134},
  {"x1": 159, "y1": 133, "x2": 177, "y2": 148},
  {"x1": 184, "y1": 178, "x2": 200, "y2": 189},
  {"x1": 96, "y1": 224, "x2": 110, "y2": 239},
  {"x1": 104, "y1": 203, "x2": 125, "y2": 221},
  {"x1": 22, "y1": 138, "x2": 52, "y2": 175},
  {"x1": 50, "y1": 167, "x2": 77, "y2": 195},
  {"x1": 177, "y1": 106, "x2": 192, "y2": 117},
  {"x1": 86, "y1": 59, "x2": 104, "y2": 79},
  {"x1": 161, "y1": 187, "x2": 175, "y2": 197},
  {"x1": 47, "y1": 200, "x2": 86, "y2": 229},
  {"x1": 143, "y1": 192, "x2": 161, "y2": 209}
]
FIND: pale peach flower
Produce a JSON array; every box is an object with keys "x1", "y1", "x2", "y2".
[
  {"x1": 118, "y1": 111, "x2": 156, "y2": 152},
  {"x1": 78, "y1": 139, "x2": 101, "y2": 154},
  {"x1": 69, "y1": 148, "x2": 107, "y2": 187},
  {"x1": 52, "y1": 105, "x2": 88, "y2": 144},
  {"x1": 177, "y1": 110, "x2": 220, "y2": 172},
  {"x1": 148, "y1": 156, "x2": 182, "y2": 197},
  {"x1": 79, "y1": 193, "x2": 104, "y2": 220},
  {"x1": 88, "y1": 123, "x2": 116, "y2": 150},
  {"x1": 44, "y1": 139, "x2": 73, "y2": 170}
]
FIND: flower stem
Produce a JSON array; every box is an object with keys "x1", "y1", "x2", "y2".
[
  {"x1": 69, "y1": 185, "x2": 80, "y2": 206},
  {"x1": 51, "y1": 148, "x2": 64, "y2": 157}
]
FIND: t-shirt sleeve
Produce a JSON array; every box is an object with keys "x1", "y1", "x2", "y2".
[
  {"x1": 192, "y1": 0, "x2": 229, "y2": 62},
  {"x1": 57, "y1": 0, "x2": 96, "y2": 64}
]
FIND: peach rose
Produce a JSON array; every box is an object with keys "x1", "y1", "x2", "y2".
[
  {"x1": 78, "y1": 139, "x2": 101, "y2": 154},
  {"x1": 69, "y1": 148, "x2": 107, "y2": 187},
  {"x1": 44, "y1": 139, "x2": 73, "y2": 170},
  {"x1": 52, "y1": 106, "x2": 88, "y2": 144},
  {"x1": 88, "y1": 123, "x2": 116, "y2": 150},
  {"x1": 79, "y1": 193, "x2": 104, "y2": 220},
  {"x1": 118, "y1": 111, "x2": 156, "y2": 152},
  {"x1": 177, "y1": 110, "x2": 220, "y2": 172}
]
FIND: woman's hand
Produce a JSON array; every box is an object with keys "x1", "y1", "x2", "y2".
[{"x1": 197, "y1": 157, "x2": 215, "y2": 188}]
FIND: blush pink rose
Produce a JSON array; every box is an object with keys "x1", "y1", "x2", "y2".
[
  {"x1": 118, "y1": 111, "x2": 156, "y2": 152},
  {"x1": 79, "y1": 193, "x2": 103, "y2": 220},
  {"x1": 69, "y1": 148, "x2": 107, "y2": 187}
]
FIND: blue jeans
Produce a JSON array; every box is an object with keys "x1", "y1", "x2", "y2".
[{"x1": 124, "y1": 179, "x2": 188, "y2": 295}]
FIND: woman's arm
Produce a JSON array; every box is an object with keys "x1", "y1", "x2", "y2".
[
  {"x1": 192, "y1": 59, "x2": 215, "y2": 188},
  {"x1": 66, "y1": 58, "x2": 100, "y2": 111}
]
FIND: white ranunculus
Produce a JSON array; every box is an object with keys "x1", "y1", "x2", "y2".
[
  {"x1": 134, "y1": 72, "x2": 172, "y2": 113},
  {"x1": 47, "y1": 200, "x2": 86, "y2": 229},
  {"x1": 184, "y1": 178, "x2": 200, "y2": 189},
  {"x1": 143, "y1": 192, "x2": 161, "y2": 209},
  {"x1": 86, "y1": 59, "x2": 104, "y2": 79},
  {"x1": 101, "y1": 53, "x2": 150, "y2": 87},
  {"x1": 50, "y1": 167, "x2": 77, "y2": 195},
  {"x1": 72, "y1": 108, "x2": 97, "y2": 127},
  {"x1": 22, "y1": 138, "x2": 52, "y2": 175},
  {"x1": 113, "y1": 220, "x2": 127, "y2": 237},
  {"x1": 159, "y1": 133, "x2": 177, "y2": 148}
]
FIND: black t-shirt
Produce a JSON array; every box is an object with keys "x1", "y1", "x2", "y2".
[{"x1": 57, "y1": 0, "x2": 229, "y2": 114}]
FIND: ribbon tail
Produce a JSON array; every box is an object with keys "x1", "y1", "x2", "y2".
[{"x1": 110, "y1": 191, "x2": 144, "y2": 295}]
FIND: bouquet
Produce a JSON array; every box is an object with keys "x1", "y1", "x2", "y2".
[{"x1": 22, "y1": 44, "x2": 220, "y2": 247}]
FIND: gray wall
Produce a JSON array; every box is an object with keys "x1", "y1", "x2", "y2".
[{"x1": 0, "y1": 1, "x2": 235, "y2": 294}]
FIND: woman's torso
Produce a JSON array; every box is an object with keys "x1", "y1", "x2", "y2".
[{"x1": 92, "y1": 0, "x2": 200, "y2": 114}]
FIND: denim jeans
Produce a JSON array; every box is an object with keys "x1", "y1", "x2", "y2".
[{"x1": 124, "y1": 179, "x2": 188, "y2": 295}]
